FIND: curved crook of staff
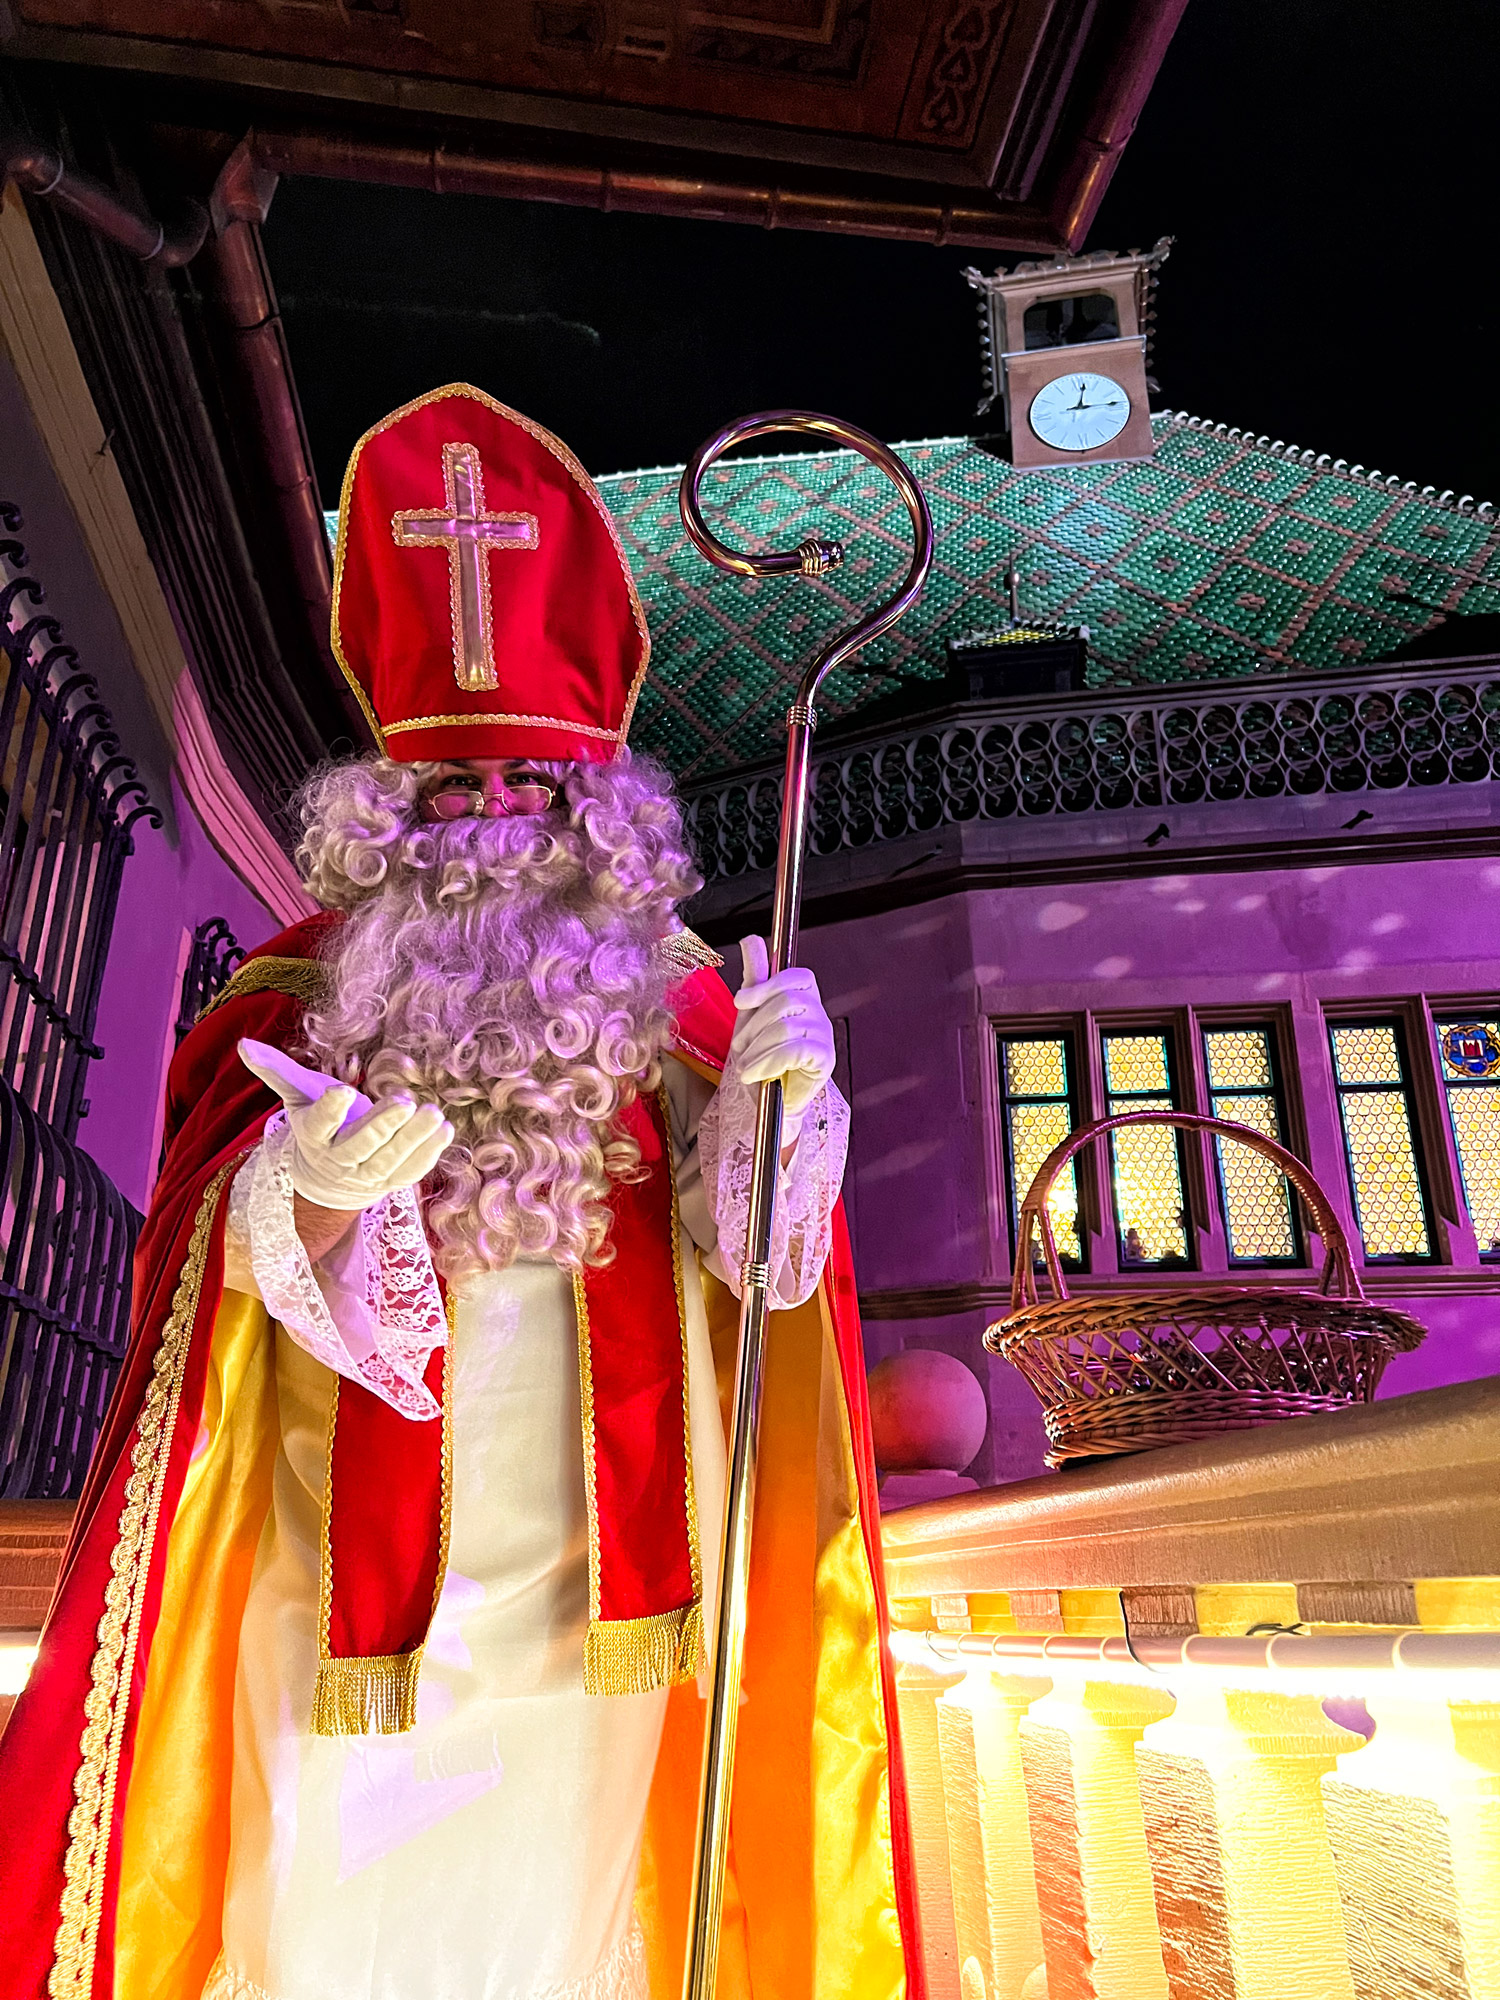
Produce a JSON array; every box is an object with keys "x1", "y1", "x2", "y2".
[{"x1": 677, "y1": 411, "x2": 933, "y2": 2000}]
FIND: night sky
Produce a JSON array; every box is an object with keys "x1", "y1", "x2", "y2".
[{"x1": 264, "y1": 0, "x2": 1495, "y2": 506}]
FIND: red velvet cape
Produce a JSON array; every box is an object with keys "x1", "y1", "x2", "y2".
[{"x1": 0, "y1": 914, "x2": 921, "y2": 2000}]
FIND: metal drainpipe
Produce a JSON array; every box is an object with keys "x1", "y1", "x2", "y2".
[
  {"x1": 0, "y1": 127, "x2": 208, "y2": 266},
  {"x1": 199, "y1": 139, "x2": 339, "y2": 682},
  {"x1": 1048, "y1": 0, "x2": 1193, "y2": 248},
  {"x1": 2, "y1": 125, "x2": 358, "y2": 740},
  {"x1": 248, "y1": 128, "x2": 1060, "y2": 255}
]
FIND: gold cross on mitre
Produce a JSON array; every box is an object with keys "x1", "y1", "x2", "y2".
[{"x1": 391, "y1": 440, "x2": 540, "y2": 692}]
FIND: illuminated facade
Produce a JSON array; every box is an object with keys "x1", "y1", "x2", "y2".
[{"x1": 590, "y1": 424, "x2": 1500, "y2": 1483}]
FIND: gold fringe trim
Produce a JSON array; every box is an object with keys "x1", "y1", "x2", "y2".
[
  {"x1": 310, "y1": 1651, "x2": 424, "y2": 1736},
  {"x1": 195, "y1": 956, "x2": 330, "y2": 1024},
  {"x1": 583, "y1": 1603, "x2": 704, "y2": 1698}
]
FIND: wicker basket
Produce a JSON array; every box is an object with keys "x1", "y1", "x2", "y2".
[{"x1": 984, "y1": 1110, "x2": 1427, "y2": 1469}]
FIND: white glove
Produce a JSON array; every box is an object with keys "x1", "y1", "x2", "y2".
[
  {"x1": 238, "y1": 1038, "x2": 453, "y2": 1213},
  {"x1": 730, "y1": 937, "x2": 837, "y2": 1139}
]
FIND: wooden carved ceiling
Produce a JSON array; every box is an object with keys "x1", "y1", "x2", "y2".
[{"x1": 2, "y1": 0, "x2": 1188, "y2": 251}]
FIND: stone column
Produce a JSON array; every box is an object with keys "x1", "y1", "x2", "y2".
[
  {"x1": 936, "y1": 1666, "x2": 1051, "y2": 2000},
  {"x1": 1324, "y1": 1693, "x2": 1500, "y2": 2000},
  {"x1": 893, "y1": 1648, "x2": 968, "y2": 2000},
  {"x1": 1019, "y1": 1676, "x2": 1173, "y2": 2000},
  {"x1": 1137, "y1": 1686, "x2": 1361, "y2": 2000}
]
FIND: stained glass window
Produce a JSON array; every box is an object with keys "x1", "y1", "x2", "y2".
[
  {"x1": 1202, "y1": 1026, "x2": 1301, "y2": 1264},
  {"x1": 997, "y1": 1034, "x2": 1084, "y2": 1269},
  {"x1": 1434, "y1": 1017, "x2": 1500, "y2": 1259},
  {"x1": 1329, "y1": 1022, "x2": 1433, "y2": 1260},
  {"x1": 1101, "y1": 1030, "x2": 1192, "y2": 1267}
]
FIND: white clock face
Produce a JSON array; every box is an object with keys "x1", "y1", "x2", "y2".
[{"x1": 1028, "y1": 372, "x2": 1131, "y2": 452}]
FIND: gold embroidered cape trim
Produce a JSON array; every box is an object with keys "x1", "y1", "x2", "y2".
[
  {"x1": 658, "y1": 929, "x2": 725, "y2": 976},
  {"x1": 50, "y1": 1162, "x2": 237, "y2": 2000},
  {"x1": 199, "y1": 934, "x2": 717, "y2": 1032},
  {"x1": 330, "y1": 382, "x2": 652, "y2": 757},
  {"x1": 575, "y1": 1083, "x2": 702, "y2": 1698},
  {"x1": 195, "y1": 956, "x2": 330, "y2": 1024}
]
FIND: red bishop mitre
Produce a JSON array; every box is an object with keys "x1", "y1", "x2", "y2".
[{"x1": 331, "y1": 384, "x2": 650, "y2": 764}]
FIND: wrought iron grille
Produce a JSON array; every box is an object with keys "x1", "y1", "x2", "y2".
[
  {"x1": 1, "y1": 503, "x2": 159, "y2": 1135},
  {"x1": 175, "y1": 916, "x2": 244, "y2": 1042},
  {"x1": 1, "y1": 504, "x2": 158, "y2": 1496},
  {"x1": 682, "y1": 659, "x2": 1500, "y2": 882},
  {"x1": 0, "y1": 1074, "x2": 138, "y2": 1496}
]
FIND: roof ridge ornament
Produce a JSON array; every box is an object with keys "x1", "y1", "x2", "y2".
[{"x1": 1162, "y1": 411, "x2": 1495, "y2": 517}]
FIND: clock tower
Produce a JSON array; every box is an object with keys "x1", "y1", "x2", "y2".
[{"x1": 966, "y1": 238, "x2": 1171, "y2": 470}]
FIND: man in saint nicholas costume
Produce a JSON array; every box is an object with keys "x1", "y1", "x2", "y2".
[{"x1": 0, "y1": 387, "x2": 920, "y2": 2000}]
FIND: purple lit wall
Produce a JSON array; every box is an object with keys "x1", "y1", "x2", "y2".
[
  {"x1": 81, "y1": 779, "x2": 276, "y2": 1213},
  {"x1": 801, "y1": 857, "x2": 1500, "y2": 1484}
]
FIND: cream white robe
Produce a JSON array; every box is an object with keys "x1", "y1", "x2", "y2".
[{"x1": 206, "y1": 1057, "x2": 847, "y2": 2000}]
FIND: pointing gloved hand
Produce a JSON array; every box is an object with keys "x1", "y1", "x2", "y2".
[
  {"x1": 238, "y1": 1038, "x2": 453, "y2": 1213},
  {"x1": 730, "y1": 937, "x2": 837, "y2": 1140}
]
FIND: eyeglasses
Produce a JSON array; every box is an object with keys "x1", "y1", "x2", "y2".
[{"x1": 418, "y1": 772, "x2": 557, "y2": 822}]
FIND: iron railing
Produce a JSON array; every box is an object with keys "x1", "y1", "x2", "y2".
[
  {"x1": 0, "y1": 1074, "x2": 139, "y2": 1496},
  {"x1": 1, "y1": 503, "x2": 160, "y2": 1135},
  {"x1": 681, "y1": 656, "x2": 1500, "y2": 882},
  {"x1": 175, "y1": 916, "x2": 244, "y2": 1042},
  {"x1": 1, "y1": 505, "x2": 157, "y2": 1496}
]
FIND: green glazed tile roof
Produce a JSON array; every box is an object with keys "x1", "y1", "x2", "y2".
[{"x1": 328, "y1": 413, "x2": 1500, "y2": 782}]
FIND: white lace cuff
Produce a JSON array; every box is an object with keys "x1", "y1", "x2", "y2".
[
  {"x1": 226, "y1": 1114, "x2": 446, "y2": 1420},
  {"x1": 696, "y1": 1069, "x2": 848, "y2": 1308}
]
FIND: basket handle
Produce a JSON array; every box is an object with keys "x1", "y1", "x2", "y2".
[{"x1": 1011, "y1": 1109, "x2": 1363, "y2": 1312}]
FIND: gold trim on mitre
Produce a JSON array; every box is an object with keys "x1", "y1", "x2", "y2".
[
  {"x1": 330, "y1": 383, "x2": 651, "y2": 760},
  {"x1": 384, "y1": 710, "x2": 622, "y2": 744}
]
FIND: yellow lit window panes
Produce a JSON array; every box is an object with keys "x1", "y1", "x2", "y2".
[
  {"x1": 1331, "y1": 1024, "x2": 1403, "y2": 1087},
  {"x1": 1204, "y1": 1028, "x2": 1275, "y2": 1092},
  {"x1": 1008, "y1": 1100, "x2": 1082, "y2": 1264},
  {"x1": 1435, "y1": 1020, "x2": 1500, "y2": 1257},
  {"x1": 1212, "y1": 1091, "x2": 1297, "y2": 1261},
  {"x1": 1112, "y1": 1107, "x2": 1189, "y2": 1263},
  {"x1": 1447, "y1": 1091, "x2": 1500, "y2": 1255},
  {"x1": 1339, "y1": 1089, "x2": 1430, "y2": 1258},
  {"x1": 1103, "y1": 1034, "x2": 1171, "y2": 1096},
  {"x1": 999, "y1": 1034, "x2": 1083, "y2": 1269},
  {"x1": 1005, "y1": 1039, "x2": 1068, "y2": 1097}
]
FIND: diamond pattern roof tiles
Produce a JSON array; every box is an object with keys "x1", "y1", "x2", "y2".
[
  {"x1": 327, "y1": 414, "x2": 1500, "y2": 782},
  {"x1": 593, "y1": 416, "x2": 1500, "y2": 778}
]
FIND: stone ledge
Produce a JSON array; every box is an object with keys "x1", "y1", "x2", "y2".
[
  {"x1": 880, "y1": 1374, "x2": 1500, "y2": 1600},
  {"x1": 0, "y1": 1500, "x2": 75, "y2": 1630}
]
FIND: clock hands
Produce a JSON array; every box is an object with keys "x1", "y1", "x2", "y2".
[{"x1": 1029, "y1": 373, "x2": 1129, "y2": 450}]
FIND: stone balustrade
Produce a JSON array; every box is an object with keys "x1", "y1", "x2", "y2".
[
  {"x1": 880, "y1": 1377, "x2": 1500, "y2": 2000},
  {"x1": 4, "y1": 1386, "x2": 1498, "y2": 1991}
]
